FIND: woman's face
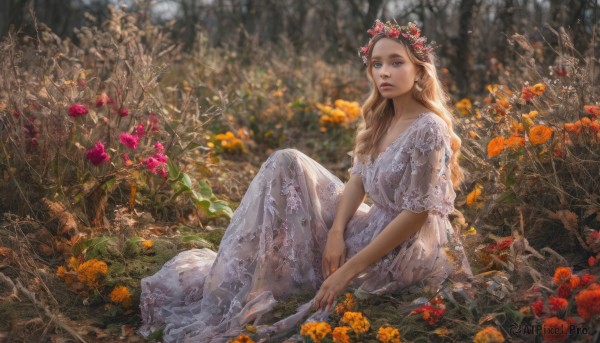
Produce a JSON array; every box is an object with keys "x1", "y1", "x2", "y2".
[{"x1": 370, "y1": 38, "x2": 419, "y2": 99}]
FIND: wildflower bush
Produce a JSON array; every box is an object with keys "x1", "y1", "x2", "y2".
[
  {"x1": 0, "y1": 6, "x2": 232, "y2": 229},
  {"x1": 456, "y1": 30, "x2": 600, "y2": 264}
]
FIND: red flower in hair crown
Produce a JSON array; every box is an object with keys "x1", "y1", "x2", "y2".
[{"x1": 359, "y1": 20, "x2": 434, "y2": 64}]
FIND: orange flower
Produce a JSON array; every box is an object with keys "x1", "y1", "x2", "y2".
[
  {"x1": 455, "y1": 98, "x2": 472, "y2": 115},
  {"x1": 473, "y1": 326, "x2": 505, "y2": 343},
  {"x1": 75, "y1": 259, "x2": 108, "y2": 288},
  {"x1": 570, "y1": 276, "x2": 581, "y2": 288},
  {"x1": 548, "y1": 296, "x2": 568, "y2": 312},
  {"x1": 589, "y1": 256, "x2": 597, "y2": 267},
  {"x1": 376, "y1": 325, "x2": 401, "y2": 343},
  {"x1": 466, "y1": 184, "x2": 483, "y2": 206},
  {"x1": 142, "y1": 240, "x2": 153, "y2": 249},
  {"x1": 504, "y1": 134, "x2": 525, "y2": 150},
  {"x1": 109, "y1": 285, "x2": 132, "y2": 308},
  {"x1": 300, "y1": 322, "x2": 331, "y2": 343},
  {"x1": 341, "y1": 312, "x2": 370, "y2": 335},
  {"x1": 553, "y1": 267, "x2": 571, "y2": 285},
  {"x1": 487, "y1": 137, "x2": 504, "y2": 158},
  {"x1": 564, "y1": 121, "x2": 582, "y2": 134},
  {"x1": 530, "y1": 83, "x2": 546, "y2": 95},
  {"x1": 529, "y1": 125, "x2": 553, "y2": 145},
  {"x1": 231, "y1": 335, "x2": 255, "y2": 343},
  {"x1": 542, "y1": 317, "x2": 568, "y2": 342},
  {"x1": 332, "y1": 326, "x2": 351, "y2": 343},
  {"x1": 584, "y1": 105, "x2": 600, "y2": 116},
  {"x1": 335, "y1": 293, "x2": 358, "y2": 316}
]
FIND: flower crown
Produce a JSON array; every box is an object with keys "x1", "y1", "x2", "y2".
[{"x1": 358, "y1": 20, "x2": 434, "y2": 64}]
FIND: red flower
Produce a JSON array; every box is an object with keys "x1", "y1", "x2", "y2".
[
  {"x1": 409, "y1": 24, "x2": 420, "y2": 37},
  {"x1": 548, "y1": 296, "x2": 568, "y2": 312},
  {"x1": 520, "y1": 86, "x2": 534, "y2": 102},
  {"x1": 119, "y1": 133, "x2": 139, "y2": 149},
  {"x1": 85, "y1": 142, "x2": 110, "y2": 166},
  {"x1": 117, "y1": 108, "x2": 129, "y2": 117},
  {"x1": 581, "y1": 274, "x2": 596, "y2": 287},
  {"x1": 154, "y1": 141, "x2": 165, "y2": 152},
  {"x1": 575, "y1": 286, "x2": 600, "y2": 321},
  {"x1": 68, "y1": 103, "x2": 88, "y2": 117},
  {"x1": 557, "y1": 283, "x2": 572, "y2": 299},
  {"x1": 555, "y1": 66, "x2": 568, "y2": 77},
  {"x1": 532, "y1": 299, "x2": 544, "y2": 316},
  {"x1": 589, "y1": 256, "x2": 596, "y2": 267},
  {"x1": 542, "y1": 317, "x2": 569, "y2": 342}
]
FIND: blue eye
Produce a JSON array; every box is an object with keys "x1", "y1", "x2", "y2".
[
  {"x1": 392, "y1": 61, "x2": 404, "y2": 66},
  {"x1": 372, "y1": 61, "x2": 382, "y2": 68}
]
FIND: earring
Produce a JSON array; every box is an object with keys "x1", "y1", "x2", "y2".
[{"x1": 414, "y1": 80, "x2": 423, "y2": 92}]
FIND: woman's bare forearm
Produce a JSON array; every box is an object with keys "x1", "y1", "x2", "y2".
[{"x1": 329, "y1": 174, "x2": 366, "y2": 235}]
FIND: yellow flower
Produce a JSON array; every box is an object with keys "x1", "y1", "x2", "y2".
[
  {"x1": 455, "y1": 98, "x2": 472, "y2": 115},
  {"x1": 487, "y1": 137, "x2": 504, "y2": 158},
  {"x1": 465, "y1": 226, "x2": 477, "y2": 235},
  {"x1": 230, "y1": 334, "x2": 255, "y2": 343},
  {"x1": 528, "y1": 125, "x2": 553, "y2": 145},
  {"x1": 377, "y1": 325, "x2": 401, "y2": 343},
  {"x1": 527, "y1": 110, "x2": 539, "y2": 118},
  {"x1": 109, "y1": 285, "x2": 132, "y2": 308},
  {"x1": 466, "y1": 184, "x2": 483, "y2": 206},
  {"x1": 142, "y1": 240, "x2": 153, "y2": 249},
  {"x1": 300, "y1": 322, "x2": 332, "y2": 343},
  {"x1": 332, "y1": 326, "x2": 351, "y2": 343},
  {"x1": 473, "y1": 326, "x2": 505, "y2": 343},
  {"x1": 340, "y1": 312, "x2": 370, "y2": 335}
]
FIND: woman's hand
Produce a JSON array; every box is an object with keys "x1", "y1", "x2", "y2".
[
  {"x1": 313, "y1": 267, "x2": 353, "y2": 312},
  {"x1": 322, "y1": 230, "x2": 346, "y2": 279}
]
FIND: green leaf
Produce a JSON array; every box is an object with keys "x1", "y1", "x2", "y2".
[
  {"x1": 124, "y1": 236, "x2": 144, "y2": 256},
  {"x1": 80, "y1": 236, "x2": 119, "y2": 259}
]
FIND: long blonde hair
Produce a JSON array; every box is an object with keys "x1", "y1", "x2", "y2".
[{"x1": 353, "y1": 35, "x2": 464, "y2": 189}]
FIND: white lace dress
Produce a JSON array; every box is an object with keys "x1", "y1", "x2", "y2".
[{"x1": 139, "y1": 112, "x2": 472, "y2": 342}]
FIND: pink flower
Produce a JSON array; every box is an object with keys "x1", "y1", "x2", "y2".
[
  {"x1": 368, "y1": 20, "x2": 385, "y2": 36},
  {"x1": 85, "y1": 142, "x2": 110, "y2": 166},
  {"x1": 68, "y1": 103, "x2": 88, "y2": 117},
  {"x1": 154, "y1": 141, "x2": 165, "y2": 152},
  {"x1": 154, "y1": 153, "x2": 168, "y2": 163},
  {"x1": 388, "y1": 28, "x2": 401, "y2": 38},
  {"x1": 117, "y1": 108, "x2": 129, "y2": 117},
  {"x1": 119, "y1": 133, "x2": 139, "y2": 149},
  {"x1": 156, "y1": 164, "x2": 168, "y2": 178},
  {"x1": 136, "y1": 123, "x2": 146, "y2": 137},
  {"x1": 144, "y1": 157, "x2": 160, "y2": 172}
]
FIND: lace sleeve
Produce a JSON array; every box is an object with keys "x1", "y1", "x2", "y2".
[
  {"x1": 348, "y1": 153, "x2": 365, "y2": 177},
  {"x1": 396, "y1": 117, "x2": 455, "y2": 216}
]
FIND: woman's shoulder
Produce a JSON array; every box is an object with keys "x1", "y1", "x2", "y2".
[{"x1": 411, "y1": 112, "x2": 450, "y2": 152}]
